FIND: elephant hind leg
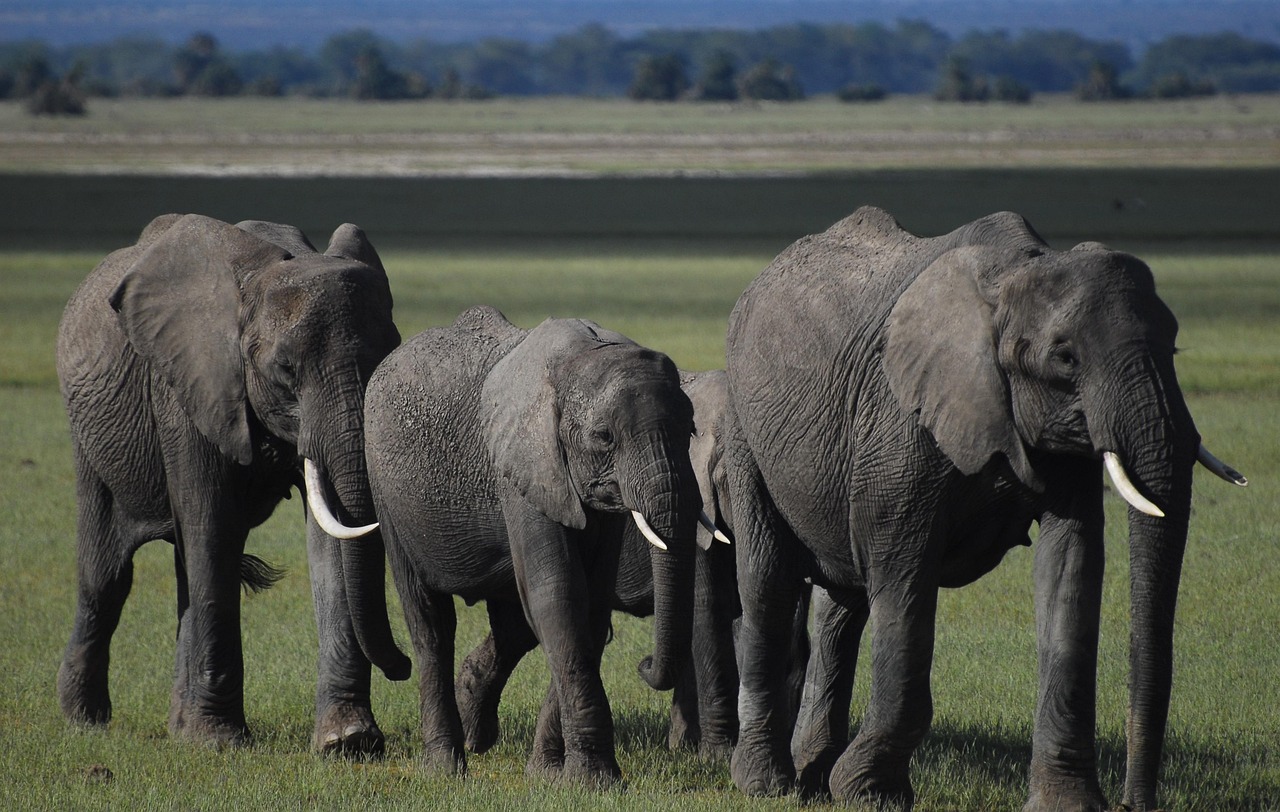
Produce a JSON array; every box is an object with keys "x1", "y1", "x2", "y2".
[
  {"x1": 399, "y1": 567, "x2": 466, "y2": 776},
  {"x1": 58, "y1": 455, "x2": 145, "y2": 726},
  {"x1": 456, "y1": 599, "x2": 538, "y2": 754}
]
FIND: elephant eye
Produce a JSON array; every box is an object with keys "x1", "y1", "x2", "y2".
[
  {"x1": 591, "y1": 428, "x2": 614, "y2": 448},
  {"x1": 1050, "y1": 345, "x2": 1079, "y2": 373}
]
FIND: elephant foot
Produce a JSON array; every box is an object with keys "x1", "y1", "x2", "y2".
[
  {"x1": 1022, "y1": 776, "x2": 1108, "y2": 812},
  {"x1": 731, "y1": 739, "x2": 794, "y2": 797},
  {"x1": 559, "y1": 752, "x2": 623, "y2": 790},
  {"x1": 313, "y1": 703, "x2": 386, "y2": 758},
  {"x1": 667, "y1": 716, "x2": 698, "y2": 752},
  {"x1": 457, "y1": 692, "x2": 501, "y2": 754},
  {"x1": 57, "y1": 659, "x2": 111, "y2": 726},
  {"x1": 526, "y1": 747, "x2": 564, "y2": 782},
  {"x1": 169, "y1": 713, "x2": 251, "y2": 749},
  {"x1": 792, "y1": 741, "x2": 844, "y2": 800},
  {"x1": 421, "y1": 743, "x2": 467, "y2": 778},
  {"x1": 829, "y1": 748, "x2": 913, "y2": 810},
  {"x1": 697, "y1": 736, "x2": 736, "y2": 764}
]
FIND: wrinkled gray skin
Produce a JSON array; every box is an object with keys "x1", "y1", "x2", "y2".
[
  {"x1": 362, "y1": 307, "x2": 700, "y2": 787},
  {"x1": 453, "y1": 370, "x2": 764, "y2": 762},
  {"x1": 725, "y1": 206, "x2": 1208, "y2": 810},
  {"x1": 56, "y1": 214, "x2": 410, "y2": 753}
]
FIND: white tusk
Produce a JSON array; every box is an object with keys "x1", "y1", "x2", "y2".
[
  {"x1": 631, "y1": 510, "x2": 668, "y2": 551},
  {"x1": 698, "y1": 510, "x2": 732, "y2": 545},
  {"x1": 1103, "y1": 452, "x2": 1165, "y2": 518},
  {"x1": 1197, "y1": 444, "x2": 1248, "y2": 487},
  {"x1": 304, "y1": 458, "x2": 379, "y2": 539}
]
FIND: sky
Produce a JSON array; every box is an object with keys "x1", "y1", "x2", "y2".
[{"x1": 3, "y1": 0, "x2": 1278, "y2": 50}]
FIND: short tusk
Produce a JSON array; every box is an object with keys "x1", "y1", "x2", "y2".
[
  {"x1": 631, "y1": 510, "x2": 668, "y2": 551},
  {"x1": 698, "y1": 510, "x2": 732, "y2": 544},
  {"x1": 1197, "y1": 444, "x2": 1248, "y2": 487},
  {"x1": 1102, "y1": 451, "x2": 1165, "y2": 518},
  {"x1": 304, "y1": 458, "x2": 379, "y2": 539}
]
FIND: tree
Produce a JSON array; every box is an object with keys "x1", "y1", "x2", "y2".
[
  {"x1": 693, "y1": 49, "x2": 738, "y2": 101},
  {"x1": 1076, "y1": 61, "x2": 1132, "y2": 101},
  {"x1": 26, "y1": 60, "x2": 86, "y2": 115},
  {"x1": 738, "y1": 58, "x2": 804, "y2": 101},
  {"x1": 627, "y1": 53, "x2": 689, "y2": 101},
  {"x1": 934, "y1": 57, "x2": 989, "y2": 102},
  {"x1": 174, "y1": 33, "x2": 241, "y2": 96}
]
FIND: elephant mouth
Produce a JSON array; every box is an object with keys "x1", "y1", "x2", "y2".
[{"x1": 584, "y1": 479, "x2": 625, "y2": 512}]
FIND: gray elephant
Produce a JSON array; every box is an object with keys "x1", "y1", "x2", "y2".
[
  {"x1": 360, "y1": 306, "x2": 701, "y2": 787},
  {"x1": 721, "y1": 207, "x2": 1246, "y2": 809},
  {"x1": 452, "y1": 369, "x2": 747, "y2": 762},
  {"x1": 57, "y1": 214, "x2": 411, "y2": 753}
]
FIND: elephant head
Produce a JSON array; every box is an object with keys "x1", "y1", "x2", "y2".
[
  {"x1": 107, "y1": 213, "x2": 410, "y2": 679},
  {"x1": 482, "y1": 318, "x2": 703, "y2": 691},
  {"x1": 883, "y1": 217, "x2": 1245, "y2": 807}
]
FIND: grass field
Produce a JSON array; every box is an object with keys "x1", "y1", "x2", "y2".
[
  {"x1": 1, "y1": 232, "x2": 1277, "y2": 810},
  {"x1": 2, "y1": 94, "x2": 1279, "y2": 174}
]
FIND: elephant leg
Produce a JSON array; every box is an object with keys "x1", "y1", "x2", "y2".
[
  {"x1": 527, "y1": 682, "x2": 566, "y2": 779},
  {"x1": 728, "y1": 459, "x2": 804, "y2": 796},
  {"x1": 668, "y1": 650, "x2": 699, "y2": 752},
  {"x1": 397, "y1": 562, "x2": 466, "y2": 776},
  {"x1": 58, "y1": 452, "x2": 137, "y2": 726},
  {"x1": 1025, "y1": 467, "x2": 1107, "y2": 812},
  {"x1": 306, "y1": 520, "x2": 384, "y2": 757},
  {"x1": 167, "y1": 516, "x2": 251, "y2": 746},
  {"x1": 687, "y1": 540, "x2": 740, "y2": 761},
  {"x1": 508, "y1": 499, "x2": 621, "y2": 788},
  {"x1": 828, "y1": 571, "x2": 939, "y2": 809},
  {"x1": 456, "y1": 599, "x2": 539, "y2": 754},
  {"x1": 792, "y1": 584, "x2": 869, "y2": 798}
]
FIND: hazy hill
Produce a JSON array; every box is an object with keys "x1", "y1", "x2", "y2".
[{"x1": 5, "y1": 0, "x2": 1279, "y2": 50}]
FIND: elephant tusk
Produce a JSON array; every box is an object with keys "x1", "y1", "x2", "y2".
[
  {"x1": 1197, "y1": 444, "x2": 1248, "y2": 487},
  {"x1": 304, "y1": 458, "x2": 379, "y2": 539},
  {"x1": 1103, "y1": 452, "x2": 1165, "y2": 518},
  {"x1": 631, "y1": 511, "x2": 668, "y2": 551},
  {"x1": 698, "y1": 510, "x2": 732, "y2": 544}
]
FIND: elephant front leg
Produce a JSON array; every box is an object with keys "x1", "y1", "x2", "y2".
[
  {"x1": 306, "y1": 520, "x2": 385, "y2": 757},
  {"x1": 397, "y1": 565, "x2": 466, "y2": 776},
  {"x1": 682, "y1": 540, "x2": 739, "y2": 761},
  {"x1": 456, "y1": 600, "x2": 539, "y2": 754},
  {"x1": 1024, "y1": 465, "x2": 1108, "y2": 812},
  {"x1": 792, "y1": 584, "x2": 869, "y2": 798},
  {"x1": 507, "y1": 498, "x2": 621, "y2": 788}
]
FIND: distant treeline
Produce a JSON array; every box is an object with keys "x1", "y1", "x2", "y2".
[{"x1": 3, "y1": 21, "x2": 1280, "y2": 111}]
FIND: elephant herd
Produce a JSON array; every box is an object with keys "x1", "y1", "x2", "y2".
[{"x1": 55, "y1": 208, "x2": 1246, "y2": 810}]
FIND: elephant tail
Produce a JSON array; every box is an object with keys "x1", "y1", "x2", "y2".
[{"x1": 239, "y1": 553, "x2": 285, "y2": 594}]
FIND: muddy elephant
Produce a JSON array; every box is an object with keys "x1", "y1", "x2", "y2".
[
  {"x1": 451, "y1": 369, "x2": 755, "y2": 762},
  {"x1": 360, "y1": 306, "x2": 702, "y2": 787},
  {"x1": 722, "y1": 206, "x2": 1246, "y2": 809},
  {"x1": 57, "y1": 214, "x2": 410, "y2": 753}
]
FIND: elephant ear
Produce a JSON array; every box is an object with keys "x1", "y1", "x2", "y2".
[
  {"x1": 481, "y1": 319, "x2": 627, "y2": 530},
  {"x1": 884, "y1": 245, "x2": 1041, "y2": 491},
  {"x1": 325, "y1": 223, "x2": 387, "y2": 276},
  {"x1": 108, "y1": 213, "x2": 289, "y2": 466}
]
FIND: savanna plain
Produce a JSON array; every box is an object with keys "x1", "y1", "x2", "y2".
[{"x1": 0, "y1": 96, "x2": 1277, "y2": 810}]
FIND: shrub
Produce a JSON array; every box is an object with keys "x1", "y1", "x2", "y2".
[{"x1": 837, "y1": 83, "x2": 887, "y2": 102}]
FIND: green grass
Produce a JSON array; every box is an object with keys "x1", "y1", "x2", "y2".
[
  {"x1": 1, "y1": 235, "x2": 1277, "y2": 810},
  {"x1": 3, "y1": 94, "x2": 1279, "y2": 173}
]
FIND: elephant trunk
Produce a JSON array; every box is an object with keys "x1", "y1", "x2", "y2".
[
  {"x1": 1092, "y1": 356, "x2": 1198, "y2": 811},
  {"x1": 623, "y1": 431, "x2": 700, "y2": 692},
  {"x1": 302, "y1": 400, "x2": 411, "y2": 682}
]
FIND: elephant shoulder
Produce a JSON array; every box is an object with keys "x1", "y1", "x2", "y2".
[
  {"x1": 452, "y1": 305, "x2": 525, "y2": 348},
  {"x1": 821, "y1": 205, "x2": 912, "y2": 247}
]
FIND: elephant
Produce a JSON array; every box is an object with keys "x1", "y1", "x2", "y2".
[
  {"x1": 360, "y1": 306, "x2": 702, "y2": 787},
  {"x1": 56, "y1": 213, "x2": 411, "y2": 753},
  {"x1": 720, "y1": 206, "x2": 1247, "y2": 809},
  {"x1": 452, "y1": 369, "x2": 751, "y2": 762}
]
